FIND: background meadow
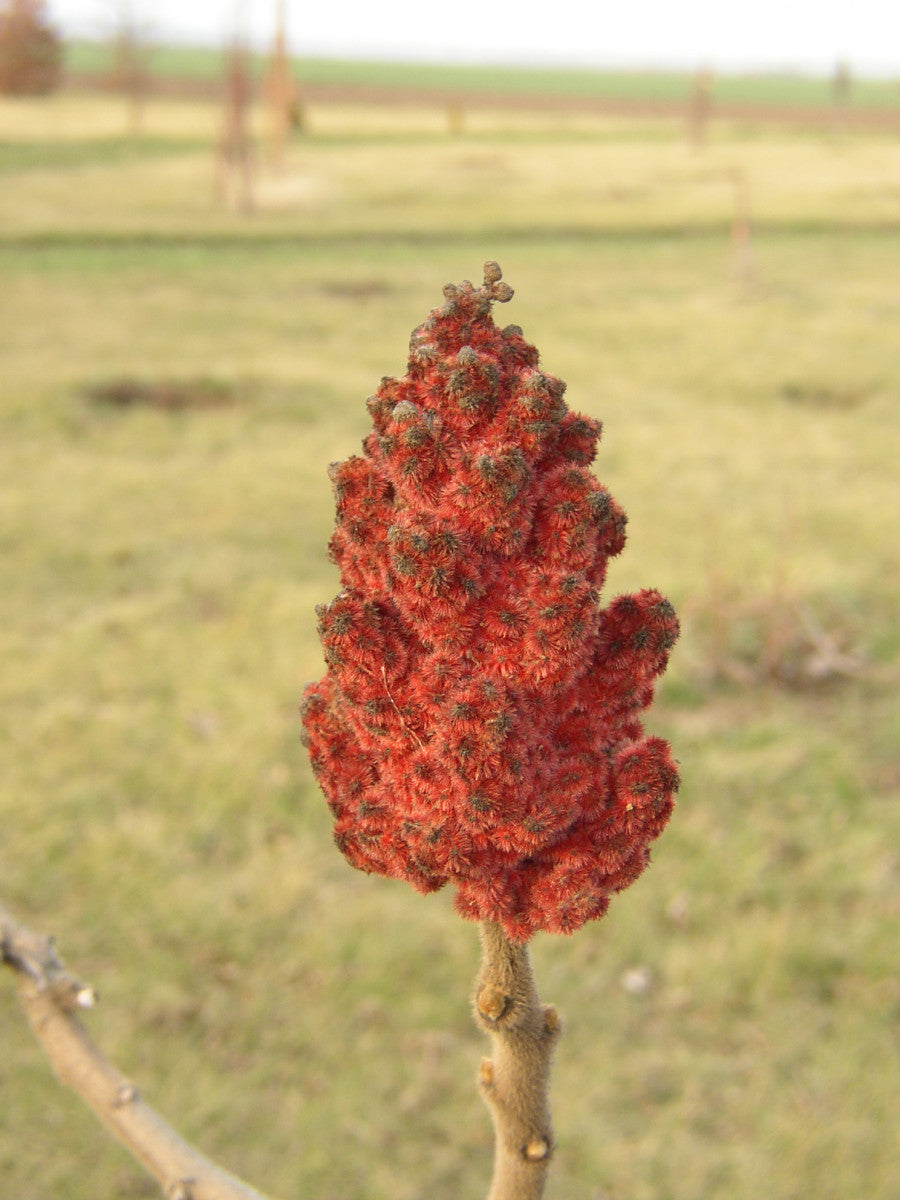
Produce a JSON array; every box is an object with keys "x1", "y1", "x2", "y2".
[{"x1": 1, "y1": 59, "x2": 899, "y2": 1199}]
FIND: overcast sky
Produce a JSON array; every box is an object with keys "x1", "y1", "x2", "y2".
[{"x1": 48, "y1": 0, "x2": 899, "y2": 77}]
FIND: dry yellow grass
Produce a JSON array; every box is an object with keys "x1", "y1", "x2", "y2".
[{"x1": 1, "y1": 88, "x2": 898, "y2": 1200}]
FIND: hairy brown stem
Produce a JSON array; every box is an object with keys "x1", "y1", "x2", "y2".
[
  {"x1": 0, "y1": 901, "x2": 276, "y2": 1200},
  {"x1": 473, "y1": 922, "x2": 561, "y2": 1200}
]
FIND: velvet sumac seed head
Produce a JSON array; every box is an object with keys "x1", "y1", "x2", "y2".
[{"x1": 302, "y1": 264, "x2": 679, "y2": 941}]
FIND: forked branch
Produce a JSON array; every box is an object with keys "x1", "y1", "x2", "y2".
[{"x1": 0, "y1": 900, "x2": 276, "y2": 1200}]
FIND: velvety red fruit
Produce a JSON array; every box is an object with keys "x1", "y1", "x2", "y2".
[{"x1": 302, "y1": 263, "x2": 678, "y2": 941}]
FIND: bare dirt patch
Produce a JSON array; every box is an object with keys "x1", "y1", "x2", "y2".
[{"x1": 83, "y1": 377, "x2": 236, "y2": 411}]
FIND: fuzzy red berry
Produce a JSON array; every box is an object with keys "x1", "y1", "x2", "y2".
[{"x1": 302, "y1": 264, "x2": 679, "y2": 941}]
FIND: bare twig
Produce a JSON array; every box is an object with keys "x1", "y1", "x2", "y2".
[
  {"x1": 0, "y1": 900, "x2": 277, "y2": 1200},
  {"x1": 2, "y1": 900, "x2": 566, "y2": 1199},
  {"x1": 473, "y1": 922, "x2": 561, "y2": 1200}
]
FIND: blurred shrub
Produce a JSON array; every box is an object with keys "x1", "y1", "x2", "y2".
[{"x1": 0, "y1": 0, "x2": 62, "y2": 95}]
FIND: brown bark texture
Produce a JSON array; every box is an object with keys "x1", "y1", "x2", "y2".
[
  {"x1": 473, "y1": 921, "x2": 562, "y2": 1200},
  {"x1": 0, "y1": 900, "x2": 274, "y2": 1200}
]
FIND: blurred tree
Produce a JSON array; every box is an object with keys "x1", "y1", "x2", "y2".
[
  {"x1": 832, "y1": 59, "x2": 851, "y2": 106},
  {"x1": 688, "y1": 68, "x2": 713, "y2": 149},
  {"x1": 216, "y1": 32, "x2": 254, "y2": 214},
  {"x1": 831, "y1": 59, "x2": 851, "y2": 136},
  {"x1": 447, "y1": 101, "x2": 465, "y2": 135},
  {"x1": 263, "y1": 0, "x2": 302, "y2": 169},
  {"x1": 730, "y1": 166, "x2": 754, "y2": 291},
  {"x1": 0, "y1": 0, "x2": 62, "y2": 95},
  {"x1": 108, "y1": 1, "x2": 150, "y2": 137}
]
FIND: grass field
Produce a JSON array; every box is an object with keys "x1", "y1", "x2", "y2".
[
  {"x1": 64, "y1": 39, "x2": 900, "y2": 111},
  {"x1": 1, "y1": 77, "x2": 899, "y2": 1200}
]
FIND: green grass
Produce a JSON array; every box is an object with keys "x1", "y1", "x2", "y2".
[
  {"x1": 63, "y1": 38, "x2": 900, "y2": 110},
  {"x1": 0, "y1": 135, "x2": 208, "y2": 172},
  {"x1": 65, "y1": 36, "x2": 229, "y2": 83},
  {"x1": 1, "y1": 88, "x2": 899, "y2": 1200}
]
